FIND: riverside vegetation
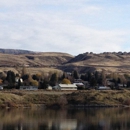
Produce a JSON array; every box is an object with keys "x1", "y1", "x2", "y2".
[{"x1": 1, "y1": 89, "x2": 130, "y2": 108}]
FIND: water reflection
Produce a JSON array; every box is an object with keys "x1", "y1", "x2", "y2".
[{"x1": 0, "y1": 108, "x2": 130, "y2": 130}]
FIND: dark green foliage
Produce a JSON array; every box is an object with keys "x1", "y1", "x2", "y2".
[
  {"x1": 39, "y1": 79, "x2": 49, "y2": 89},
  {"x1": 117, "y1": 78, "x2": 121, "y2": 84},
  {"x1": 22, "y1": 74, "x2": 29, "y2": 81},
  {"x1": 73, "y1": 70, "x2": 79, "y2": 79},
  {"x1": 80, "y1": 74, "x2": 86, "y2": 81},
  {"x1": 127, "y1": 81, "x2": 130, "y2": 87},
  {"x1": 61, "y1": 73, "x2": 66, "y2": 80},
  {"x1": 32, "y1": 74, "x2": 39, "y2": 81},
  {"x1": 6, "y1": 71, "x2": 15, "y2": 89},
  {"x1": 90, "y1": 77, "x2": 97, "y2": 87},
  {"x1": 50, "y1": 73, "x2": 58, "y2": 86},
  {"x1": 87, "y1": 71, "x2": 92, "y2": 82}
]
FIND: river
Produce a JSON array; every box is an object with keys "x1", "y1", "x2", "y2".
[{"x1": 0, "y1": 108, "x2": 130, "y2": 130}]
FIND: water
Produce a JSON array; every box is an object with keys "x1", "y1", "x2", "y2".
[{"x1": 0, "y1": 108, "x2": 130, "y2": 130}]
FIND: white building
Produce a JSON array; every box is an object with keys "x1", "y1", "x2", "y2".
[
  {"x1": 0, "y1": 86, "x2": 3, "y2": 90},
  {"x1": 53, "y1": 84, "x2": 77, "y2": 90},
  {"x1": 97, "y1": 86, "x2": 111, "y2": 90}
]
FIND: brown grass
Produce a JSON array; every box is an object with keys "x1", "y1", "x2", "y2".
[{"x1": 0, "y1": 89, "x2": 130, "y2": 108}]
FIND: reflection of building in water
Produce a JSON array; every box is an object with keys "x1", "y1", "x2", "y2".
[
  {"x1": 47, "y1": 119, "x2": 77, "y2": 130},
  {"x1": 59, "y1": 120, "x2": 77, "y2": 130}
]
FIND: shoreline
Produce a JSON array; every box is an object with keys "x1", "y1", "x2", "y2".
[{"x1": 0, "y1": 89, "x2": 130, "y2": 108}]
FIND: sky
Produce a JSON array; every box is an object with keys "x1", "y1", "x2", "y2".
[{"x1": 0, "y1": 0, "x2": 130, "y2": 55}]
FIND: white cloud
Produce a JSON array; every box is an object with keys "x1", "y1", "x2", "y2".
[{"x1": 0, "y1": 0, "x2": 129, "y2": 55}]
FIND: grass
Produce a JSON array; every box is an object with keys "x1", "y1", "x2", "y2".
[{"x1": 0, "y1": 89, "x2": 130, "y2": 108}]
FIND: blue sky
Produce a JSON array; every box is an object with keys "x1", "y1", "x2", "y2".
[{"x1": 0, "y1": 0, "x2": 130, "y2": 55}]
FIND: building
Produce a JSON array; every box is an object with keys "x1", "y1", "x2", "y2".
[
  {"x1": 46, "y1": 86, "x2": 52, "y2": 90},
  {"x1": 97, "y1": 86, "x2": 111, "y2": 90},
  {"x1": 0, "y1": 86, "x2": 3, "y2": 90},
  {"x1": 53, "y1": 84, "x2": 77, "y2": 90},
  {"x1": 73, "y1": 82, "x2": 85, "y2": 89}
]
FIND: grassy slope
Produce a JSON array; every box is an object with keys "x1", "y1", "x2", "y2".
[
  {"x1": 66, "y1": 53, "x2": 130, "y2": 73},
  {"x1": 0, "y1": 90, "x2": 130, "y2": 108}
]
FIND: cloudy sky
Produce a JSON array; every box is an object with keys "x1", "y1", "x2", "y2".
[{"x1": 0, "y1": 0, "x2": 130, "y2": 55}]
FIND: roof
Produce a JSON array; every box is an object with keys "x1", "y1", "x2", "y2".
[
  {"x1": 73, "y1": 83, "x2": 84, "y2": 86},
  {"x1": 98, "y1": 86, "x2": 111, "y2": 90},
  {"x1": 59, "y1": 84, "x2": 77, "y2": 88}
]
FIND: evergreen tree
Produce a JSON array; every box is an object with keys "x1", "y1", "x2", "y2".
[
  {"x1": 73, "y1": 70, "x2": 79, "y2": 79},
  {"x1": 61, "y1": 73, "x2": 66, "y2": 80},
  {"x1": 6, "y1": 71, "x2": 15, "y2": 89},
  {"x1": 50, "y1": 73, "x2": 58, "y2": 86}
]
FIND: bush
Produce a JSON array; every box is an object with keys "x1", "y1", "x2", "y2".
[{"x1": 61, "y1": 78, "x2": 71, "y2": 84}]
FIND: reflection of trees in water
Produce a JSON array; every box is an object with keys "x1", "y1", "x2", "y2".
[{"x1": 1, "y1": 108, "x2": 130, "y2": 130}]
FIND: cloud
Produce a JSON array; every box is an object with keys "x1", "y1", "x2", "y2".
[{"x1": 0, "y1": 0, "x2": 129, "y2": 55}]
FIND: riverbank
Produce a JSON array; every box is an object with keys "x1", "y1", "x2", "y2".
[{"x1": 0, "y1": 89, "x2": 130, "y2": 108}]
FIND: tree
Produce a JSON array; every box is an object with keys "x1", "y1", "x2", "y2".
[
  {"x1": 22, "y1": 74, "x2": 29, "y2": 81},
  {"x1": 117, "y1": 78, "x2": 121, "y2": 84},
  {"x1": 73, "y1": 70, "x2": 79, "y2": 79},
  {"x1": 6, "y1": 71, "x2": 15, "y2": 88},
  {"x1": 101, "y1": 70, "x2": 106, "y2": 86},
  {"x1": 50, "y1": 73, "x2": 58, "y2": 86},
  {"x1": 61, "y1": 73, "x2": 66, "y2": 80},
  {"x1": 30, "y1": 80, "x2": 39, "y2": 86},
  {"x1": 61, "y1": 78, "x2": 71, "y2": 84},
  {"x1": 90, "y1": 77, "x2": 97, "y2": 87},
  {"x1": 39, "y1": 79, "x2": 49, "y2": 89}
]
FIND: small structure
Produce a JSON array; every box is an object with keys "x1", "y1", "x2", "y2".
[
  {"x1": 97, "y1": 86, "x2": 111, "y2": 90},
  {"x1": 53, "y1": 84, "x2": 77, "y2": 90},
  {"x1": 73, "y1": 83, "x2": 85, "y2": 90},
  {"x1": 0, "y1": 86, "x2": 3, "y2": 90},
  {"x1": 20, "y1": 86, "x2": 38, "y2": 90},
  {"x1": 118, "y1": 84, "x2": 127, "y2": 88},
  {"x1": 15, "y1": 77, "x2": 23, "y2": 83},
  {"x1": 46, "y1": 86, "x2": 52, "y2": 90}
]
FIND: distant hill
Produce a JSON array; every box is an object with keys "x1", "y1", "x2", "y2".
[
  {"x1": 0, "y1": 48, "x2": 35, "y2": 54},
  {"x1": 0, "y1": 49, "x2": 130, "y2": 74},
  {"x1": 0, "y1": 49, "x2": 74, "y2": 67},
  {"x1": 61, "y1": 52, "x2": 130, "y2": 73}
]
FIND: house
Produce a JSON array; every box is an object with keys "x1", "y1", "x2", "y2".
[
  {"x1": 74, "y1": 79, "x2": 83, "y2": 83},
  {"x1": 46, "y1": 86, "x2": 52, "y2": 90},
  {"x1": 73, "y1": 82, "x2": 85, "y2": 90},
  {"x1": 118, "y1": 84, "x2": 127, "y2": 88},
  {"x1": 0, "y1": 86, "x2": 3, "y2": 90},
  {"x1": 53, "y1": 84, "x2": 77, "y2": 90},
  {"x1": 15, "y1": 77, "x2": 23, "y2": 83},
  {"x1": 20, "y1": 86, "x2": 38, "y2": 90},
  {"x1": 97, "y1": 86, "x2": 111, "y2": 90}
]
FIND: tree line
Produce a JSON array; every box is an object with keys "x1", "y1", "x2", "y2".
[{"x1": 0, "y1": 67, "x2": 130, "y2": 89}]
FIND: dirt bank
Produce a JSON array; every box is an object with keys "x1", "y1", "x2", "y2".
[{"x1": 0, "y1": 89, "x2": 130, "y2": 108}]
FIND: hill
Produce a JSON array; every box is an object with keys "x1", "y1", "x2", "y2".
[
  {"x1": 0, "y1": 48, "x2": 35, "y2": 54},
  {"x1": 0, "y1": 49, "x2": 130, "y2": 74},
  {"x1": 0, "y1": 49, "x2": 74, "y2": 74},
  {"x1": 61, "y1": 52, "x2": 130, "y2": 74}
]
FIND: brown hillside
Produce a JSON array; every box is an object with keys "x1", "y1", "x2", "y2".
[
  {"x1": 0, "y1": 52, "x2": 73, "y2": 67},
  {"x1": 62, "y1": 52, "x2": 130, "y2": 73},
  {"x1": 0, "y1": 49, "x2": 130, "y2": 74},
  {"x1": 0, "y1": 51, "x2": 73, "y2": 75}
]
